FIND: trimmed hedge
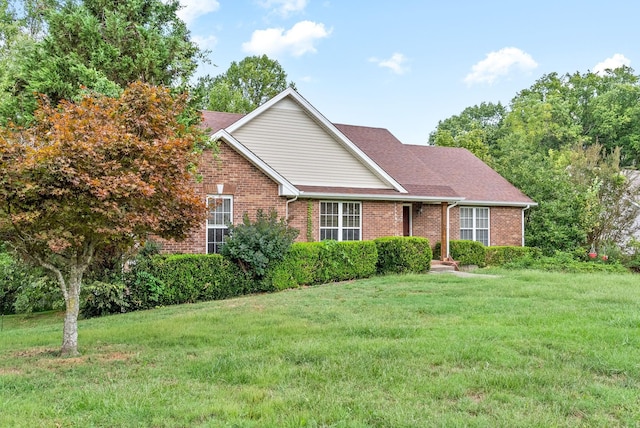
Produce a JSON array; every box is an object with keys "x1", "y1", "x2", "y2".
[
  {"x1": 81, "y1": 254, "x2": 255, "y2": 317},
  {"x1": 485, "y1": 246, "x2": 541, "y2": 266},
  {"x1": 435, "y1": 240, "x2": 487, "y2": 267},
  {"x1": 265, "y1": 242, "x2": 323, "y2": 290},
  {"x1": 375, "y1": 236, "x2": 432, "y2": 274},
  {"x1": 131, "y1": 254, "x2": 256, "y2": 307},
  {"x1": 266, "y1": 240, "x2": 378, "y2": 290},
  {"x1": 317, "y1": 240, "x2": 378, "y2": 283}
]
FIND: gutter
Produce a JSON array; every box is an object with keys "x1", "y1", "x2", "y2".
[
  {"x1": 522, "y1": 204, "x2": 531, "y2": 246},
  {"x1": 298, "y1": 191, "x2": 463, "y2": 204},
  {"x1": 286, "y1": 195, "x2": 298, "y2": 221}
]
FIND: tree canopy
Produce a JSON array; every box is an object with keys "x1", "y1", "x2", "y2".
[
  {"x1": 0, "y1": 82, "x2": 206, "y2": 355},
  {"x1": 197, "y1": 54, "x2": 295, "y2": 113},
  {"x1": 0, "y1": 0, "x2": 204, "y2": 124},
  {"x1": 432, "y1": 67, "x2": 640, "y2": 254}
]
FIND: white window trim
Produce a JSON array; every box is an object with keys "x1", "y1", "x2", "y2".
[
  {"x1": 319, "y1": 201, "x2": 362, "y2": 241},
  {"x1": 460, "y1": 206, "x2": 490, "y2": 246},
  {"x1": 206, "y1": 195, "x2": 233, "y2": 254}
]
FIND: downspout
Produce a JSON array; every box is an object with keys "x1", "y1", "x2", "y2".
[
  {"x1": 446, "y1": 201, "x2": 460, "y2": 259},
  {"x1": 522, "y1": 204, "x2": 531, "y2": 247},
  {"x1": 285, "y1": 195, "x2": 298, "y2": 221}
]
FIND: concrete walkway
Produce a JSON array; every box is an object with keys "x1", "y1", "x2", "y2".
[{"x1": 430, "y1": 270, "x2": 501, "y2": 278}]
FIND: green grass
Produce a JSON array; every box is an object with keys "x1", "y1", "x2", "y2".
[{"x1": 1, "y1": 270, "x2": 639, "y2": 427}]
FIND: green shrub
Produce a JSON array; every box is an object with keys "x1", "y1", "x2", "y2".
[
  {"x1": 317, "y1": 240, "x2": 378, "y2": 283},
  {"x1": 450, "y1": 240, "x2": 487, "y2": 267},
  {"x1": 500, "y1": 250, "x2": 629, "y2": 273},
  {"x1": 265, "y1": 242, "x2": 323, "y2": 290},
  {"x1": 222, "y1": 209, "x2": 299, "y2": 279},
  {"x1": 127, "y1": 254, "x2": 255, "y2": 308},
  {"x1": 485, "y1": 246, "x2": 541, "y2": 266},
  {"x1": 435, "y1": 240, "x2": 487, "y2": 267},
  {"x1": 0, "y1": 250, "x2": 61, "y2": 314},
  {"x1": 81, "y1": 281, "x2": 130, "y2": 318},
  {"x1": 375, "y1": 236, "x2": 432, "y2": 274},
  {"x1": 265, "y1": 240, "x2": 378, "y2": 289}
]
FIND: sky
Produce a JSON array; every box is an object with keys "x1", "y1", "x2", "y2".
[{"x1": 178, "y1": 0, "x2": 640, "y2": 145}]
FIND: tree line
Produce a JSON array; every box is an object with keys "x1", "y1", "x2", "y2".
[{"x1": 430, "y1": 68, "x2": 640, "y2": 255}]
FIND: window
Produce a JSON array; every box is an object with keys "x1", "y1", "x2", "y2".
[
  {"x1": 460, "y1": 207, "x2": 489, "y2": 246},
  {"x1": 320, "y1": 201, "x2": 361, "y2": 241},
  {"x1": 207, "y1": 196, "x2": 232, "y2": 254}
]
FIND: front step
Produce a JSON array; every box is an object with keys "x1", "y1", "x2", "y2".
[{"x1": 430, "y1": 260, "x2": 459, "y2": 273}]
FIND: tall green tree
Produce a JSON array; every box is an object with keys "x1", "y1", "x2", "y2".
[
  {"x1": 198, "y1": 54, "x2": 295, "y2": 113},
  {"x1": 434, "y1": 67, "x2": 640, "y2": 253},
  {"x1": 429, "y1": 102, "x2": 506, "y2": 162},
  {"x1": 0, "y1": 0, "x2": 204, "y2": 124},
  {"x1": 493, "y1": 69, "x2": 640, "y2": 253}
]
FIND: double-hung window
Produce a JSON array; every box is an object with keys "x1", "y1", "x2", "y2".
[
  {"x1": 207, "y1": 196, "x2": 232, "y2": 254},
  {"x1": 460, "y1": 207, "x2": 489, "y2": 246},
  {"x1": 320, "y1": 201, "x2": 361, "y2": 241}
]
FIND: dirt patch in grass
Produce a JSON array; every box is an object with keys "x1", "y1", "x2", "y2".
[
  {"x1": 12, "y1": 346, "x2": 136, "y2": 368},
  {"x1": 0, "y1": 368, "x2": 23, "y2": 375}
]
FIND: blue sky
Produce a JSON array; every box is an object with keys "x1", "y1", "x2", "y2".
[{"x1": 179, "y1": 0, "x2": 640, "y2": 145}]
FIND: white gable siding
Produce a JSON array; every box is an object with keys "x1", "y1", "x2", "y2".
[{"x1": 231, "y1": 98, "x2": 391, "y2": 189}]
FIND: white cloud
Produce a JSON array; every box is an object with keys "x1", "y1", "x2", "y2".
[
  {"x1": 242, "y1": 21, "x2": 331, "y2": 57},
  {"x1": 192, "y1": 34, "x2": 218, "y2": 50},
  {"x1": 369, "y1": 53, "x2": 410, "y2": 75},
  {"x1": 464, "y1": 47, "x2": 538, "y2": 86},
  {"x1": 176, "y1": 0, "x2": 220, "y2": 25},
  {"x1": 593, "y1": 53, "x2": 631, "y2": 75},
  {"x1": 258, "y1": 0, "x2": 308, "y2": 16}
]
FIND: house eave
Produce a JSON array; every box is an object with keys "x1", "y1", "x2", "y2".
[
  {"x1": 298, "y1": 190, "x2": 464, "y2": 203},
  {"x1": 458, "y1": 200, "x2": 538, "y2": 208}
]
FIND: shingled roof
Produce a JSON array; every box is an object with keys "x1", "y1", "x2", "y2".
[
  {"x1": 200, "y1": 110, "x2": 534, "y2": 205},
  {"x1": 335, "y1": 123, "x2": 534, "y2": 204}
]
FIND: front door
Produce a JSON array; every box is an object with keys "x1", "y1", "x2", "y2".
[{"x1": 403, "y1": 205, "x2": 411, "y2": 236}]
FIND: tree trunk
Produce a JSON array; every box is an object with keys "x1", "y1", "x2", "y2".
[
  {"x1": 61, "y1": 271, "x2": 81, "y2": 357},
  {"x1": 38, "y1": 245, "x2": 94, "y2": 357}
]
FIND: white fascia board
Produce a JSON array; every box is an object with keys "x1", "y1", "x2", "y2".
[
  {"x1": 298, "y1": 190, "x2": 463, "y2": 203},
  {"x1": 211, "y1": 130, "x2": 299, "y2": 197},
  {"x1": 457, "y1": 200, "x2": 538, "y2": 207},
  {"x1": 225, "y1": 88, "x2": 408, "y2": 194}
]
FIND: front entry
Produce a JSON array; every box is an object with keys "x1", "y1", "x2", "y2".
[{"x1": 402, "y1": 205, "x2": 412, "y2": 236}]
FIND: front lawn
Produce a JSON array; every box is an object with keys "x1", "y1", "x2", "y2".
[{"x1": 1, "y1": 270, "x2": 639, "y2": 427}]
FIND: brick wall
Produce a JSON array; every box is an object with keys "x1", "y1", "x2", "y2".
[
  {"x1": 489, "y1": 206, "x2": 523, "y2": 246},
  {"x1": 448, "y1": 206, "x2": 523, "y2": 246},
  {"x1": 412, "y1": 203, "x2": 443, "y2": 247},
  {"x1": 287, "y1": 199, "x2": 403, "y2": 242},
  {"x1": 160, "y1": 142, "x2": 286, "y2": 254},
  {"x1": 159, "y1": 142, "x2": 524, "y2": 253}
]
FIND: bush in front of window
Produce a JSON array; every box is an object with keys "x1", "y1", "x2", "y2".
[
  {"x1": 435, "y1": 240, "x2": 487, "y2": 267},
  {"x1": 265, "y1": 242, "x2": 324, "y2": 290},
  {"x1": 374, "y1": 237, "x2": 432, "y2": 275},
  {"x1": 316, "y1": 240, "x2": 378, "y2": 283},
  {"x1": 266, "y1": 240, "x2": 378, "y2": 290},
  {"x1": 222, "y1": 209, "x2": 299, "y2": 279}
]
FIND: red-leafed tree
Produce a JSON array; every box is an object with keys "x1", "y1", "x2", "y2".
[{"x1": 0, "y1": 82, "x2": 206, "y2": 356}]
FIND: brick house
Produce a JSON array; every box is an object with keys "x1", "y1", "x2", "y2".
[{"x1": 161, "y1": 88, "x2": 536, "y2": 259}]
